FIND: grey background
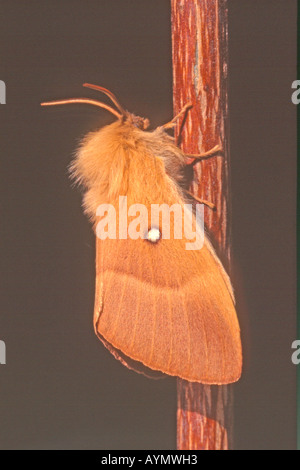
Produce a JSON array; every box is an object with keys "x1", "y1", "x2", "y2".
[{"x1": 0, "y1": 0, "x2": 297, "y2": 450}]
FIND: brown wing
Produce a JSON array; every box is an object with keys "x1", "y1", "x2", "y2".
[{"x1": 93, "y1": 223, "x2": 242, "y2": 385}]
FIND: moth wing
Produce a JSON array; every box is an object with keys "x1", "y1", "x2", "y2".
[
  {"x1": 95, "y1": 324, "x2": 166, "y2": 380},
  {"x1": 93, "y1": 210, "x2": 242, "y2": 385}
]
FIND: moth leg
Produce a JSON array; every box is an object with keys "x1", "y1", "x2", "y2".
[
  {"x1": 184, "y1": 190, "x2": 216, "y2": 211},
  {"x1": 185, "y1": 144, "x2": 223, "y2": 163},
  {"x1": 160, "y1": 102, "x2": 192, "y2": 130}
]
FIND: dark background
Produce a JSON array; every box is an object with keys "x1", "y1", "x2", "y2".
[{"x1": 0, "y1": 0, "x2": 296, "y2": 450}]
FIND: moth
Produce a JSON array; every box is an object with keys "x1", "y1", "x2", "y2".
[{"x1": 41, "y1": 84, "x2": 242, "y2": 385}]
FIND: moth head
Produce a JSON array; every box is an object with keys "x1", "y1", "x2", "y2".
[
  {"x1": 124, "y1": 113, "x2": 150, "y2": 131},
  {"x1": 41, "y1": 83, "x2": 150, "y2": 130}
]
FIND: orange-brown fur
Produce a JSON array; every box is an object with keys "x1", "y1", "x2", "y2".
[{"x1": 70, "y1": 120, "x2": 186, "y2": 221}]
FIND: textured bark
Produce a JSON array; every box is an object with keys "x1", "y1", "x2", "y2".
[{"x1": 171, "y1": 0, "x2": 233, "y2": 450}]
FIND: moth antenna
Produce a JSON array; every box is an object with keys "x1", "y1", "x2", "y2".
[
  {"x1": 83, "y1": 83, "x2": 126, "y2": 116},
  {"x1": 40, "y1": 98, "x2": 122, "y2": 119}
]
